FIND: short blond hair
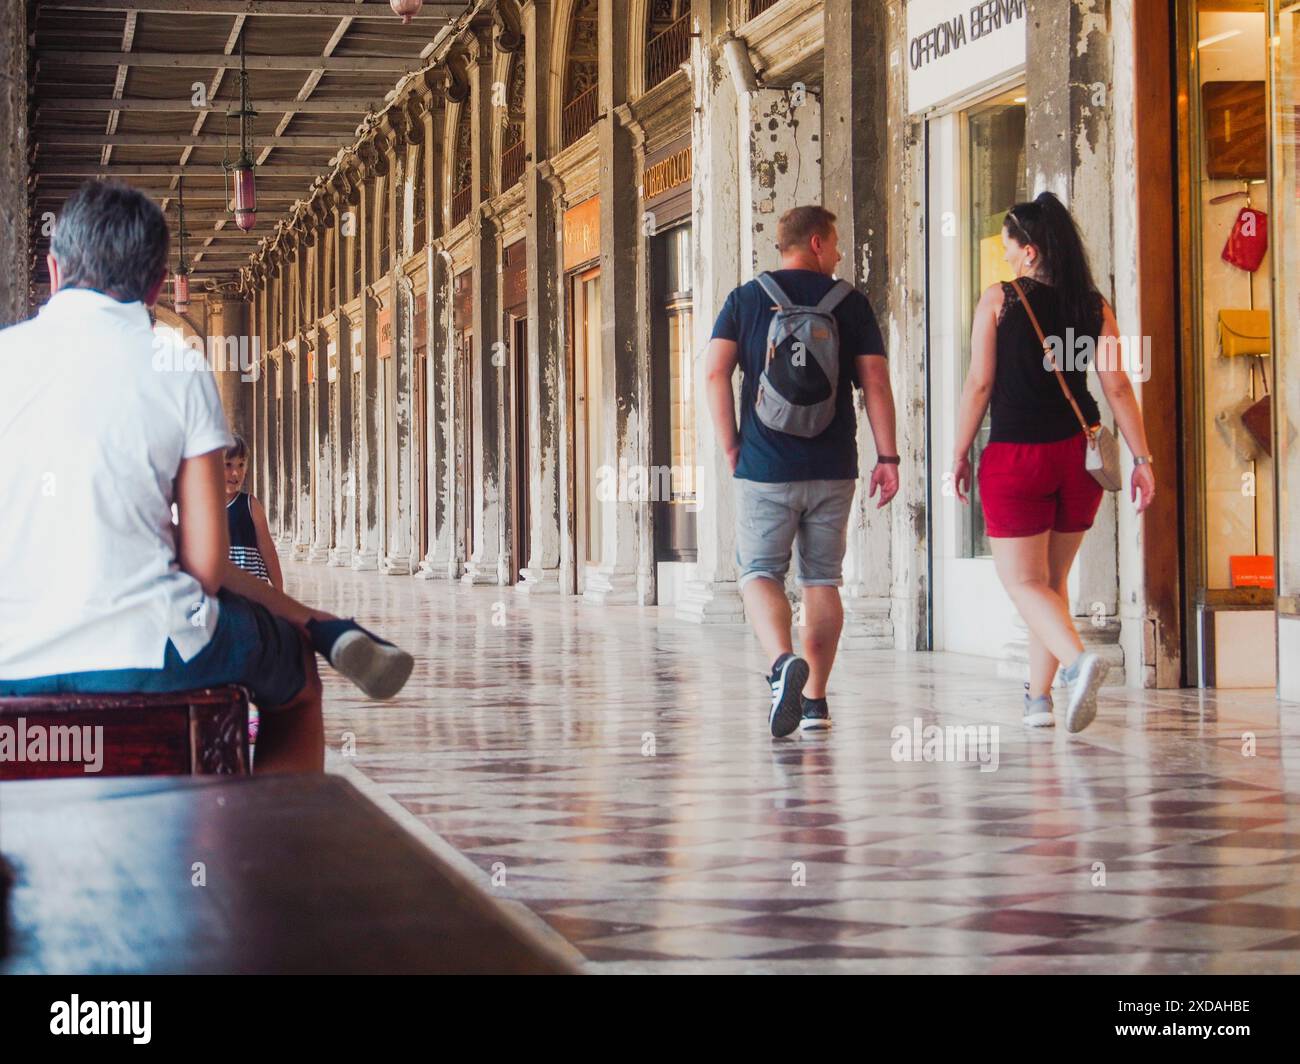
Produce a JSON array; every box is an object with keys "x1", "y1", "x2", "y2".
[{"x1": 776, "y1": 205, "x2": 837, "y2": 252}]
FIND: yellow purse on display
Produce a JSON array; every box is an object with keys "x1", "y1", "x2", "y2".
[{"x1": 1218, "y1": 309, "x2": 1271, "y2": 358}]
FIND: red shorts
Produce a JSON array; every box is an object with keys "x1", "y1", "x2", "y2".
[{"x1": 978, "y1": 433, "x2": 1104, "y2": 539}]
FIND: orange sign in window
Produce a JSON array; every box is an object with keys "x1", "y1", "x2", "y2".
[{"x1": 1230, "y1": 555, "x2": 1275, "y2": 589}]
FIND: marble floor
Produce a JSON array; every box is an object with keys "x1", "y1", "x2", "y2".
[{"x1": 285, "y1": 562, "x2": 1300, "y2": 974}]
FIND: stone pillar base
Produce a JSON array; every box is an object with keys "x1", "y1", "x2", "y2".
[
  {"x1": 676, "y1": 578, "x2": 746, "y2": 624},
  {"x1": 350, "y1": 549, "x2": 379, "y2": 572},
  {"x1": 517, "y1": 566, "x2": 562, "y2": 594},
  {"x1": 838, "y1": 592, "x2": 894, "y2": 650},
  {"x1": 292, "y1": 542, "x2": 311, "y2": 562},
  {"x1": 461, "y1": 560, "x2": 500, "y2": 585},
  {"x1": 581, "y1": 565, "x2": 639, "y2": 606},
  {"x1": 328, "y1": 547, "x2": 352, "y2": 567},
  {"x1": 307, "y1": 543, "x2": 332, "y2": 564},
  {"x1": 997, "y1": 617, "x2": 1126, "y2": 688},
  {"x1": 382, "y1": 556, "x2": 417, "y2": 576}
]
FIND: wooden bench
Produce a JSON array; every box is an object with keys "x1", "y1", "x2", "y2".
[
  {"x1": 0, "y1": 774, "x2": 576, "y2": 974},
  {"x1": 0, "y1": 687, "x2": 250, "y2": 780}
]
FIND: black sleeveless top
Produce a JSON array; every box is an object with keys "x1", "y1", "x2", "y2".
[
  {"x1": 990, "y1": 277, "x2": 1104, "y2": 444},
  {"x1": 226, "y1": 492, "x2": 271, "y2": 583}
]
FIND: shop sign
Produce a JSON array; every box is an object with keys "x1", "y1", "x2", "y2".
[
  {"x1": 643, "y1": 147, "x2": 692, "y2": 202},
  {"x1": 563, "y1": 197, "x2": 601, "y2": 272},
  {"x1": 907, "y1": 0, "x2": 1027, "y2": 115},
  {"x1": 377, "y1": 306, "x2": 393, "y2": 359}
]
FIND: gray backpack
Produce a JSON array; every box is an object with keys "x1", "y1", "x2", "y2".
[{"x1": 753, "y1": 272, "x2": 852, "y2": 438}]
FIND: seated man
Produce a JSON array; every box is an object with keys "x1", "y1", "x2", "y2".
[{"x1": 0, "y1": 181, "x2": 413, "y2": 773}]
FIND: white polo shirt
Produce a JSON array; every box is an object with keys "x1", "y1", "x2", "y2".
[{"x1": 0, "y1": 288, "x2": 233, "y2": 678}]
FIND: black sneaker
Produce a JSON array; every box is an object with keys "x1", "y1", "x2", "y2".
[
  {"x1": 767, "y1": 653, "x2": 809, "y2": 738},
  {"x1": 800, "y1": 695, "x2": 831, "y2": 731},
  {"x1": 305, "y1": 618, "x2": 414, "y2": 700}
]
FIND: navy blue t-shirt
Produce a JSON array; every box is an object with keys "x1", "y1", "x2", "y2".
[{"x1": 712, "y1": 270, "x2": 886, "y2": 482}]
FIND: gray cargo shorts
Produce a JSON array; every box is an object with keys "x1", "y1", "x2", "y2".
[{"x1": 734, "y1": 478, "x2": 857, "y2": 589}]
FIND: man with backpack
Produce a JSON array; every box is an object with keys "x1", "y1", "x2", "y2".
[{"x1": 705, "y1": 205, "x2": 899, "y2": 737}]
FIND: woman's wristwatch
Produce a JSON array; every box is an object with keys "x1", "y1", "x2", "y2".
[
  {"x1": 1133, "y1": 455, "x2": 1152, "y2": 467},
  {"x1": 876, "y1": 455, "x2": 900, "y2": 465}
]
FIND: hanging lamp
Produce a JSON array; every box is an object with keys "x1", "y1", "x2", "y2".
[
  {"x1": 390, "y1": 0, "x2": 422, "y2": 25},
  {"x1": 173, "y1": 175, "x2": 191, "y2": 312},
  {"x1": 224, "y1": 30, "x2": 259, "y2": 232}
]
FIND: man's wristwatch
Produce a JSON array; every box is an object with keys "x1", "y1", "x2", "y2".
[
  {"x1": 876, "y1": 455, "x2": 900, "y2": 465},
  {"x1": 1133, "y1": 455, "x2": 1152, "y2": 467}
]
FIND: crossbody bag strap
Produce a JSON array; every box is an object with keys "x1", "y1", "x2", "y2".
[{"x1": 1008, "y1": 277, "x2": 1094, "y2": 440}]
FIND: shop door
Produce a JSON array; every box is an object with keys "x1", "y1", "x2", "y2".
[{"x1": 927, "y1": 88, "x2": 1028, "y2": 660}]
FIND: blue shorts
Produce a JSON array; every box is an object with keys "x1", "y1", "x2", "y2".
[{"x1": 0, "y1": 591, "x2": 307, "y2": 710}]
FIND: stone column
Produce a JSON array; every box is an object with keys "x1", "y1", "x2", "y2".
[
  {"x1": 353, "y1": 171, "x2": 381, "y2": 572},
  {"x1": 677, "y1": 0, "x2": 745, "y2": 623},
  {"x1": 822, "y1": 0, "x2": 899, "y2": 650},
  {"x1": 463, "y1": 30, "x2": 505, "y2": 585},
  {"x1": 580, "y1": 0, "x2": 643, "y2": 606},
  {"x1": 517, "y1": 0, "x2": 565, "y2": 595},
  {"x1": 212, "y1": 295, "x2": 252, "y2": 436},
  {"x1": 311, "y1": 315, "x2": 334, "y2": 564},
  {"x1": 1020, "y1": 0, "x2": 1124, "y2": 683},
  {"x1": 0, "y1": 1, "x2": 27, "y2": 326}
]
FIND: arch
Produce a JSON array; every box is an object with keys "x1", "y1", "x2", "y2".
[
  {"x1": 153, "y1": 302, "x2": 203, "y2": 339},
  {"x1": 640, "y1": 0, "x2": 691, "y2": 97},
  {"x1": 496, "y1": 46, "x2": 527, "y2": 192},
  {"x1": 449, "y1": 97, "x2": 474, "y2": 227},
  {"x1": 548, "y1": 0, "x2": 599, "y2": 153}
]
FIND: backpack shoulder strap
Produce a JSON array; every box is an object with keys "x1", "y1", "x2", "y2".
[
  {"x1": 815, "y1": 279, "x2": 854, "y2": 314},
  {"x1": 754, "y1": 271, "x2": 792, "y2": 310}
]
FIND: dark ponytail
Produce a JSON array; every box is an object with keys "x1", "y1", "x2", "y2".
[{"x1": 1003, "y1": 191, "x2": 1101, "y2": 331}]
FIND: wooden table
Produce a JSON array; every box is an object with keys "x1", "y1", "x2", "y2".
[{"x1": 0, "y1": 773, "x2": 573, "y2": 974}]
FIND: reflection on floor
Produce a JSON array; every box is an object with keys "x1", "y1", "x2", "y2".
[{"x1": 286, "y1": 562, "x2": 1300, "y2": 974}]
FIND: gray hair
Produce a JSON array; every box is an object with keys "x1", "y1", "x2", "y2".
[{"x1": 50, "y1": 181, "x2": 170, "y2": 303}]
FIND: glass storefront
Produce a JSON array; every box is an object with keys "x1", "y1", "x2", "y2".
[
  {"x1": 1269, "y1": 0, "x2": 1300, "y2": 694},
  {"x1": 1181, "y1": 1, "x2": 1277, "y2": 686},
  {"x1": 963, "y1": 90, "x2": 1027, "y2": 558}
]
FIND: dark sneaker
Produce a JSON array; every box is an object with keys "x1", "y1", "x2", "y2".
[
  {"x1": 800, "y1": 695, "x2": 832, "y2": 731},
  {"x1": 767, "y1": 652, "x2": 809, "y2": 738},
  {"x1": 306, "y1": 618, "x2": 414, "y2": 700}
]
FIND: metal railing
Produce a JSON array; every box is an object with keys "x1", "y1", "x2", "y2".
[
  {"x1": 561, "y1": 83, "x2": 598, "y2": 149},
  {"x1": 646, "y1": 14, "x2": 691, "y2": 90},
  {"x1": 501, "y1": 138, "x2": 526, "y2": 190},
  {"x1": 450, "y1": 184, "x2": 473, "y2": 226}
]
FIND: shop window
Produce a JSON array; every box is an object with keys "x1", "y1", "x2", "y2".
[
  {"x1": 1271, "y1": 0, "x2": 1300, "y2": 604},
  {"x1": 963, "y1": 90, "x2": 1027, "y2": 558},
  {"x1": 1188, "y1": 5, "x2": 1273, "y2": 596}
]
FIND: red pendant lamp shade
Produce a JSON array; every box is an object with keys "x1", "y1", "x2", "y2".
[
  {"x1": 390, "y1": 0, "x2": 422, "y2": 24},
  {"x1": 233, "y1": 161, "x2": 257, "y2": 232},
  {"x1": 173, "y1": 269, "x2": 190, "y2": 311}
]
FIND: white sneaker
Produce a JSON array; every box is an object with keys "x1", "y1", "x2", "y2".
[{"x1": 1062, "y1": 652, "x2": 1107, "y2": 733}]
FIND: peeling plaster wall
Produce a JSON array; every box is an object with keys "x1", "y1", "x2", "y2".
[{"x1": 740, "y1": 89, "x2": 824, "y2": 275}]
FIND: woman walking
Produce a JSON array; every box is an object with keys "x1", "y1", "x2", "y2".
[{"x1": 951, "y1": 192, "x2": 1155, "y2": 733}]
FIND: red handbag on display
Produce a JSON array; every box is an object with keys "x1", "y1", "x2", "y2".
[{"x1": 1222, "y1": 207, "x2": 1268, "y2": 272}]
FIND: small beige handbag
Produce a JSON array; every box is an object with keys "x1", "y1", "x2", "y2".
[{"x1": 1010, "y1": 278, "x2": 1123, "y2": 492}]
